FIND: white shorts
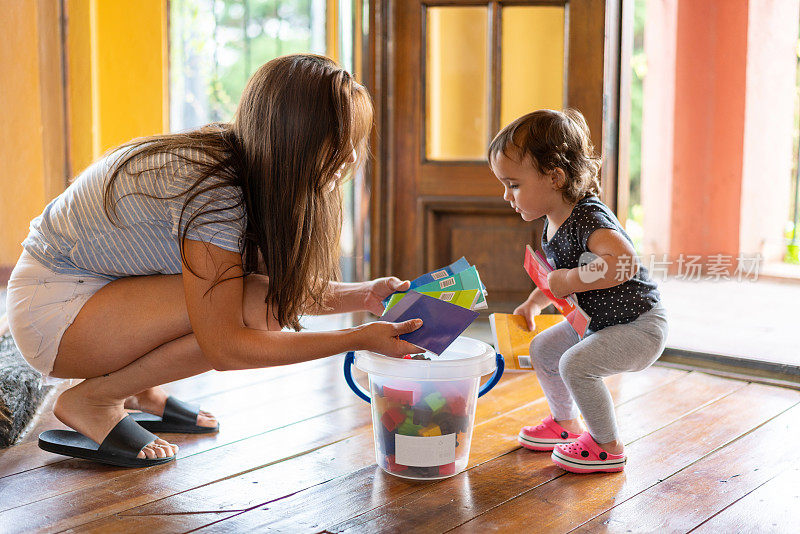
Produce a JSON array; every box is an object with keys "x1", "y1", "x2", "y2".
[{"x1": 5, "y1": 251, "x2": 110, "y2": 381}]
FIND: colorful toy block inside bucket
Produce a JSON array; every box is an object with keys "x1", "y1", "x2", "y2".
[{"x1": 344, "y1": 337, "x2": 504, "y2": 480}]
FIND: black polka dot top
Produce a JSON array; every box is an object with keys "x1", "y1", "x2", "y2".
[{"x1": 541, "y1": 195, "x2": 661, "y2": 333}]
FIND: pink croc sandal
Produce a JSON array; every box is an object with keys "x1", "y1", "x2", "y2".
[
  {"x1": 518, "y1": 415, "x2": 581, "y2": 451},
  {"x1": 551, "y1": 432, "x2": 626, "y2": 473}
]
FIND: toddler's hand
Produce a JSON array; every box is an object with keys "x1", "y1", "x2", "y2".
[
  {"x1": 513, "y1": 301, "x2": 542, "y2": 332},
  {"x1": 547, "y1": 269, "x2": 573, "y2": 299},
  {"x1": 353, "y1": 319, "x2": 424, "y2": 358}
]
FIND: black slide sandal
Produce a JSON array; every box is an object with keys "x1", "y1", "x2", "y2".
[
  {"x1": 38, "y1": 415, "x2": 175, "y2": 468},
  {"x1": 129, "y1": 396, "x2": 219, "y2": 434}
]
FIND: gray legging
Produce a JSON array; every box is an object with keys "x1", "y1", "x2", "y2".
[{"x1": 529, "y1": 302, "x2": 669, "y2": 443}]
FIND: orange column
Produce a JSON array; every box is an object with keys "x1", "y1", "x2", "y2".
[
  {"x1": 642, "y1": 0, "x2": 798, "y2": 270},
  {"x1": 670, "y1": 0, "x2": 748, "y2": 261}
]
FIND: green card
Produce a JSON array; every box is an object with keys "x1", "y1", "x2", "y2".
[
  {"x1": 411, "y1": 266, "x2": 487, "y2": 308},
  {"x1": 384, "y1": 288, "x2": 482, "y2": 313}
]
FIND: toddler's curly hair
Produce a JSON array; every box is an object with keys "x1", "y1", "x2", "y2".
[{"x1": 488, "y1": 108, "x2": 602, "y2": 204}]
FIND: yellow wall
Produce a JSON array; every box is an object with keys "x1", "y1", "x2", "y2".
[
  {"x1": 0, "y1": 0, "x2": 167, "y2": 273},
  {"x1": 0, "y1": 1, "x2": 48, "y2": 269},
  {"x1": 66, "y1": 0, "x2": 94, "y2": 178},
  {"x1": 425, "y1": 5, "x2": 565, "y2": 161},
  {"x1": 69, "y1": 0, "x2": 169, "y2": 175}
]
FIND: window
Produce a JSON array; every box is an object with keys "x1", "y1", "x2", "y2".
[
  {"x1": 170, "y1": 0, "x2": 365, "y2": 284},
  {"x1": 170, "y1": 0, "x2": 327, "y2": 131}
]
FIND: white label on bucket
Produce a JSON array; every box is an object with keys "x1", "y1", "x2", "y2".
[{"x1": 395, "y1": 433, "x2": 456, "y2": 467}]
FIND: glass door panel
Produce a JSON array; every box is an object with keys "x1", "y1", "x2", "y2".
[
  {"x1": 425, "y1": 6, "x2": 489, "y2": 161},
  {"x1": 500, "y1": 6, "x2": 565, "y2": 127}
]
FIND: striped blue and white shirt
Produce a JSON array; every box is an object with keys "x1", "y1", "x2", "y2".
[{"x1": 22, "y1": 146, "x2": 246, "y2": 280}]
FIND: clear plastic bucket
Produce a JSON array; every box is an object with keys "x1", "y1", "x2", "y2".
[{"x1": 344, "y1": 337, "x2": 504, "y2": 480}]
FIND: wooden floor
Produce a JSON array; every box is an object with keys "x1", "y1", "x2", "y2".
[{"x1": 1, "y1": 355, "x2": 800, "y2": 533}]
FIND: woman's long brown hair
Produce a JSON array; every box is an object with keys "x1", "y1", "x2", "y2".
[{"x1": 102, "y1": 54, "x2": 374, "y2": 330}]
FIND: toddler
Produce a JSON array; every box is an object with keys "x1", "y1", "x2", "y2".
[{"x1": 488, "y1": 109, "x2": 668, "y2": 473}]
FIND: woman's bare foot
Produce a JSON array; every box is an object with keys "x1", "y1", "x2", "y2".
[
  {"x1": 54, "y1": 381, "x2": 178, "y2": 460},
  {"x1": 123, "y1": 386, "x2": 217, "y2": 428}
]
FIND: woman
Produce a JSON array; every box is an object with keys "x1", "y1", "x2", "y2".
[{"x1": 6, "y1": 54, "x2": 422, "y2": 467}]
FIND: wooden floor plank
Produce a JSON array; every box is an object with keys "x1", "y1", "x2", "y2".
[
  {"x1": 163, "y1": 368, "x2": 697, "y2": 532},
  {"x1": 72, "y1": 435, "x2": 381, "y2": 534},
  {"x1": 0, "y1": 362, "x2": 534, "y2": 532},
  {"x1": 18, "y1": 304, "x2": 800, "y2": 534},
  {"x1": 157, "y1": 357, "x2": 331, "y2": 399},
  {"x1": 447, "y1": 383, "x2": 800, "y2": 533},
  {"x1": 58, "y1": 511, "x2": 245, "y2": 534},
  {"x1": 0, "y1": 360, "x2": 365, "y2": 513},
  {"x1": 0, "y1": 403, "x2": 373, "y2": 533},
  {"x1": 690, "y1": 467, "x2": 800, "y2": 533},
  {"x1": 314, "y1": 372, "x2": 748, "y2": 534},
  {"x1": 65, "y1": 368, "x2": 686, "y2": 533},
  {"x1": 0, "y1": 356, "x2": 336, "y2": 479},
  {"x1": 0, "y1": 361, "x2": 708, "y2": 531},
  {"x1": 576, "y1": 403, "x2": 800, "y2": 532},
  {"x1": 59, "y1": 371, "x2": 541, "y2": 533}
]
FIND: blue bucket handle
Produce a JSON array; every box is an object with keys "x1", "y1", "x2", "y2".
[
  {"x1": 343, "y1": 351, "x2": 505, "y2": 404},
  {"x1": 479, "y1": 353, "x2": 505, "y2": 397},
  {"x1": 343, "y1": 351, "x2": 371, "y2": 403}
]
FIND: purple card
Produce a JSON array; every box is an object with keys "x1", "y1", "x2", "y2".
[{"x1": 379, "y1": 291, "x2": 480, "y2": 355}]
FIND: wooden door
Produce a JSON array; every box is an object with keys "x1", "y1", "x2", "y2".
[{"x1": 368, "y1": 0, "x2": 619, "y2": 312}]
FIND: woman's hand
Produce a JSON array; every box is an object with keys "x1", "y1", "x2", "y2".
[
  {"x1": 352, "y1": 319, "x2": 425, "y2": 357},
  {"x1": 547, "y1": 269, "x2": 574, "y2": 299},
  {"x1": 513, "y1": 300, "x2": 543, "y2": 332},
  {"x1": 362, "y1": 276, "x2": 411, "y2": 315}
]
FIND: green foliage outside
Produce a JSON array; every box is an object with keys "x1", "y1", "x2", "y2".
[
  {"x1": 210, "y1": 0, "x2": 317, "y2": 121},
  {"x1": 625, "y1": 0, "x2": 647, "y2": 254},
  {"x1": 787, "y1": 37, "x2": 800, "y2": 264},
  {"x1": 169, "y1": 0, "x2": 361, "y2": 281},
  {"x1": 170, "y1": 0, "x2": 323, "y2": 129}
]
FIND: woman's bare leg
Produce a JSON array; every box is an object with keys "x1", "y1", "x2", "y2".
[
  {"x1": 122, "y1": 274, "x2": 275, "y2": 422},
  {"x1": 53, "y1": 334, "x2": 208, "y2": 459},
  {"x1": 51, "y1": 274, "x2": 276, "y2": 460}
]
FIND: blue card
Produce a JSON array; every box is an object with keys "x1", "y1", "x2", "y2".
[
  {"x1": 382, "y1": 257, "x2": 487, "y2": 306},
  {"x1": 408, "y1": 257, "x2": 472, "y2": 288},
  {"x1": 380, "y1": 291, "x2": 480, "y2": 355}
]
